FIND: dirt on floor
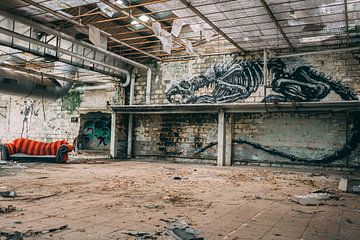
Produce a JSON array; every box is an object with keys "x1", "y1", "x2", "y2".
[{"x1": 0, "y1": 160, "x2": 359, "y2": 240}]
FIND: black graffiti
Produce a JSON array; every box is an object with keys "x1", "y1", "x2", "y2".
[
  {"x1": 264, "y1": 59, "x2": 358, "y2": 102},
  {"x1": 166, "y1": 58, "x2": 358, "y2": 104},
  {"x1": 166, "y1": 60, "x2": 264, "y2": 104},
  {"x1": 194, "y1": 112, "x2": 360, "y2": 164}
]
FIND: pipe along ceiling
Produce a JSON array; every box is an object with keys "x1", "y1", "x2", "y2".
[{"x1": 0, "y1": 64, "x2": 76, "y2": 100}]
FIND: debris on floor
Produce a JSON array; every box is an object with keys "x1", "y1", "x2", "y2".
[
  {"x1": 292, "y1": 192, "x2": 332, "y2": 206},
  {"x1": 121, "y1": 230, "x2": 161, "y2": 239},
  {"x1": 0, "y1": 225, "x2": 68, "y2": 240},
  {"x1": 0, "y1": 205, "x2": 16, "y2": 214},
  {"x1": 338, "y1": 177, "x2": 360, "y2": 193},
  {"x1": 0, "y1": 191, "x2": 17, "y2": 198},
  {"x1": 161, "y1": 218, "x2": 204, "y2": 240}
]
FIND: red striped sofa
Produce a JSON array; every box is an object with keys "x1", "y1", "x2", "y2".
[{"x1": 0, "y1": 138, "x2": 73, "y2": 163}]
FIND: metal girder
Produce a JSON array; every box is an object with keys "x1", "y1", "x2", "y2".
[
  {"x1": 20, "y1": 0, "x2": 161, "y2": 61},
  {"x1": 178, "y1": 0, "x2": 246, "y2": 53},
  {"x1": 0, "y1": 24, "x2": 130, "y2": 81},
  {"x1": 259, "y1": 0, "x2": 294, "y2": 51}
]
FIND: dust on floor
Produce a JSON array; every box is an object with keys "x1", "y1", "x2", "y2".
[{"x1": 0, "y1": 161, "x2": 359, "y2": 240}]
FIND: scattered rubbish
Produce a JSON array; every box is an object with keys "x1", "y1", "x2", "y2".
[
  {"x1": 36, "y1": 176, "x2": 49, "y2": 179},
  {"x1": 0, "y1": 205, "x2": 16, "y2": 214},
  {"x1": 346, "y1": 219, "x2": 354, "y2": 224},
  {"x1": 292, "y1": 208, "x2": 324, "y2": 214},
  {"x1": 144, "y1": 204, "x2": 163, "y2": 209},
  {"x1": 0, "y1": 191, "x2": 17, "y2": 198},
  {"x1": 292, "y1": 192, "x2": 331, "y2": 206},
  {"x1": 338, "y1": 178, "x2": 360, "y2": 193},
  {"x1": 161, "y1": 218, "x2": 204, "y2": 240},
  {"x1": 0, "y1": 225, "x2": 68, "y2": 240},
  {"x1": 173, "y1": 176, "x2": 182, "y2": 180},
  {"x1": 121, "y1": 230, "x2": 160, "y2": 239}
]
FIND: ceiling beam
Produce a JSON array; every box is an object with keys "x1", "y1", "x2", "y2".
[
  {"x1": 178, "y1": 0, "x2": 246, "y2": 53},
  {"x1": 100, "y1": 0, "x2": 185, "y2": 49},
  {"x1": 259, "y1": 0, "x2": 294, "y2": 51},
  {"x1": 21, "y1": 0, "x2": 161, "y2": 60}
]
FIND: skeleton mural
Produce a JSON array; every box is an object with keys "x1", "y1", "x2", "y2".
[
  {"x1": 165, "y1": 58, "x2": 360, "y2": 164},
  {"x1": 165, "y1": 58, "x2": 358, "y2": 104},
  {"x1": 20, "y1": 98, "x2": 40, "y2": 138}
]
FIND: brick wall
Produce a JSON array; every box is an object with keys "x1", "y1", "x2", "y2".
[
  {"x1": 133, "y1": 51, "x2": 360, "y2": 105},
  {"x1": 125, "y1": 51, "x2": 360, "y2": 167},
  {"x1": 0, "y1": 89, "x2": 115, "y2": 145}
]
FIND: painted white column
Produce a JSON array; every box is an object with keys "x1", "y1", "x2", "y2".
[
  {"x1": 217, "y1": 110, "x2": 226, "y2": 166},
  {"x1": 110, "y1": 111, "x2": 118, "y2": 159}
]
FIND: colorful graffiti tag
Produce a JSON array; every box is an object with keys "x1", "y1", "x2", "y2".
[{"x1": 82, "y1": 116, "x2": 111, "y2": 148}]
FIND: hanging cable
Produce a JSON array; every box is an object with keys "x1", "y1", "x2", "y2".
[{"x1": 41, "y1": 72, "x2": 46, "y2": 122}]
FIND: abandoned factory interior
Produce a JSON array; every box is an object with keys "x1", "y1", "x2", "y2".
[{"x1": 1, "y1": 0, "x2": 360, "y2": 239}]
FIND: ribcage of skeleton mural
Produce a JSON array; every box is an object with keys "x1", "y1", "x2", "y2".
[{"x1": 165, "y1": 58, "x2": 358, "y2": 104}]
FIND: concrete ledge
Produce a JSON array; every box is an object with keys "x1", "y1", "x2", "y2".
[{"x1": 111, "y1": 101, "x2": 360, "y2": 114}]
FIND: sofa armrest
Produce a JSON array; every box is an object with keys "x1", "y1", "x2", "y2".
[
  {"x1": 0, "y1": 144, "x2": 9, "y2": 161},
  {"x1": 56, "y1": 145, "x2": 69, "y2": 163}
]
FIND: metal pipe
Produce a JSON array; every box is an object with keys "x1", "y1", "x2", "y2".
[
  {"x1": 0, "y1": 10, "x2": 149, "y2": 71},
  {"x1": 72, "y1": 83, "x2": 114, "y2": 91},
  {"x1": 0, "y1": 10, "x2": 155, "y2": 102},
  {"x1": 129, "y1": 68, "x2": 137, "y2": 105},
  {"x1": 0, "y1": 67, "x2": 72, "y2": 99},
  {"x1": 146, "y1": 68, "x2": 152, "y2": 104},
  {"x1": 127, "y1": 68, "x2": 137, "y2": 158},
  {"x1": 0, "y1": 26, "x2": 131, "y2": 87},
  {"x1": 1, "y1": 63, "x2": 77, "y2": 83}
]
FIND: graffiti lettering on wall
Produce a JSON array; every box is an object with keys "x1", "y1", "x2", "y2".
[
  {"x1": 82, "y1": 117, "x2": 111, "y2": 147},
  {"x1": 20, "y1": 98, "x2": 40, "y2": 138},
  {"x1": 166, "y1": 58, "x2": 358, "y2": 104}
]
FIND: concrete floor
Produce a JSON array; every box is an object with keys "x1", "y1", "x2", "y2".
[{"x1": 0, "y1": 161, "x2": 359, "y2": 240}]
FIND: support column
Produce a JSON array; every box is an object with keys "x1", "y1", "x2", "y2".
[
  {"x1": 225, "y1": 113, "x2": 233, "y2": 166},
  {"x1": 217, "y1": 110, "x2": 226, "y2": 166},
  {"x1": 110, "y1": 111, "x2": 118, "y2": 159},
  {"x1": 127, "y1": 114, "x2": 133, "y2": 158}
]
